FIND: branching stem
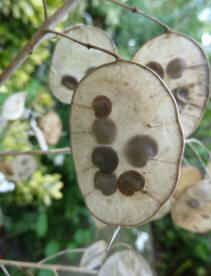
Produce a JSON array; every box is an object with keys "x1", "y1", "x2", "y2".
[
  {"x1": 42, "y1": 0, "x2": 49, "y2": 19},
  {"x1": 45, "y1": 29, "x2": 120, "y2": 60},
  {"x1": 106, "y1": 0, "x2": 170, "y2": 32}
]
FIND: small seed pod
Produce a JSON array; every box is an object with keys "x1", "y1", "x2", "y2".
[
  {"x1": 70, "y1": 60, "x2": 184, "y2": 226},
  {"x1": 80, "y1": 240, "x2": 107, "y2": 270},
  {"x1": 38, "y1": 111, "x2": 62, "y2": 145},
  {"x1": 98, "y1": 249, "x2": 152, "y2": 276},
  {"x1": 2, "y1": 92, "x2": 26, "y2": 120},
  {"x1": 132, "y1": 31, "x2": 210, "y2": 137},
  {"x1": 171, "y1": 180, "x2": 211, "y2": 233},
  {"x1": 11, "y1": 155, "x2": 37, "y2": 180},
  {"x1": 150, "y1": 165, "x2": 203, "y2": 220},
  {"x1": 49, "y1": 25, "x2": 117, "y2": 104}
]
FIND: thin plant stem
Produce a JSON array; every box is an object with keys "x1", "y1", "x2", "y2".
[
  {"x1": 45, "y1": 29, "x2": 120, "y2": 60},
  {"x1": 0, "y1": 147, "x2": 71, "y2": 157},
  {"x1": 0, "y1": 265, "x2": 10, "y2": 276},
  {"x1": 185, "y1": 138, "x2": 211, "y2": 158},
  {"x1": 106, "y1": 226, "x2": 121, "y2": 253},
  {"x1": 53, "y1": 269, "x2": 59, "y2": 276},
  {"x1": 39, "y1": 248, "x2": 86, "y2": 264},
  {"x1": 42, "y1": 0, "x2": 49, "y2": 19},
  {"x1": 186, "y1": 142, "x2": 211, "y2": 180},
  {"x1": 0, "y1": 260, "x2": 98, "y2": 275},
  {"x1": 105, "y1": 0, "x2": 170, "y2": 32},
  {"x1": 0, "y1": 0, "x2": 79, "y2": 86}
]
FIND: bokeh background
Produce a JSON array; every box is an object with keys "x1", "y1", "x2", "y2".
[{"x1": 0, "y1": 0, "x2": 211, "y2": 275}]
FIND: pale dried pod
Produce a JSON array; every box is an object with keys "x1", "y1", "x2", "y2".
[
  {"x1": 98, "y1": 249, "x2": 153, "y2": 276},
  {"x1": 2, "y1": 92, "x2": 26, "y2": 120},
  {"x1": 132, "y1": 31, "x2": 210, "y2": 137},
  {"x1": 11, "y1": 155, "x2": 37, "y2": 180},
  {"x1": 150, "y1": 165, "x2": 203, "y2": 220},
  {"x1": 49, "y1": 25, "x2": 117, "y2": 104},
  {"x1": 79, "y1": 240, "x2": 107, "y2": 270},
  {"x1": 70, "y1": 60, "x2": 184, "y2": 226},
  {"x1": 39, "y1": 111, "x2": 62, "y2": 145},
  {"x1": 171, "y1": 180, "x2": 211, "y2": 233}
]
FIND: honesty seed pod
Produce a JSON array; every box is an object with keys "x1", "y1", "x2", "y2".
[
  {"x1": 70, "y1": 60, "x2": 184, "y2": 226},
  {"x1": 2, "y1": 92, "x2": 26, "y2": 120},
  {"x1": 49, "y1": 25, "x2": 117, "y2": 104},
  {"x1": 38, "y1": 111, "x2": 62, "y2": 145},
  {"x1": 150, "y1": 165, "x2": 203, "y2": 220},
  {"x1": 171, "y1": 180, "x2": 211, "y2": 233},
  {"x1": 98, "y1": 249, "x2": 153, "y2": 276},
  {"x1": 132, "y1": 31, "x2": 210, "y2": 137},
  {"x1": 11, "y1": 155, "x2": 37, "y2": 180}
]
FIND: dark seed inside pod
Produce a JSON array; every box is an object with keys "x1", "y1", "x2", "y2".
[
  {"x1": 125, "y1": 135, "x2": 158, "y2": 167},
  {"x1": 117, "y1": 170, "x2": 145, "y2": 196},
  {"x1": 166, "y1": 58, "x2": 187, "y2": 79},
  {"x1": 94, "y1": 171, "x2": 117, "y2": 196},
  {"x1": 61, "y1": 75, "x2": 78, "y2": 90},
  {"x1": 187, "y1": 199, "x2": 200, "y2": 208},
  {"x1": 172, "y1": 87, "x2": 188, "y2": 112},
  {"x1": 86, "y1": 66, "x2": 97, "y2": 75},
  {"x1": 92, "y1": 95, "x2": 112, "y2": 118},
  {"x1": 146, "y1": 61, "x2": 164, "y2": 79},
  {"x1": 92, "y1": 146, "x2": 119, "y2": 173},
  {"x1": 93, "y1": 118, "x2": 117, "y2": 144}
]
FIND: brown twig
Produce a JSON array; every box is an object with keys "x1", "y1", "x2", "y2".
[
  {"x1": 0, "y1": 259, "x2": 98, "y2": 274},
  {"x1": 0, "y1": 147, "x2": 71, "y2": 157},
  {"x1": 42, "y1": 0, "x2": 49, "y2": 19},
  {"x1": 0, "y1": 0, "x2": 79, "y2": 87},
  {"x1": 45, "y1": 29, "x2": 120, "y2": 60},
  {"x1": 106, "y1": 0, "x2": 170, "y2": 32}
]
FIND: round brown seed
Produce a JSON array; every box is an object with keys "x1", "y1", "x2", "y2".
[
  {"x1": 146, "y1": 61, "x2": 164, "y2": 79},
  {"x1": 172, "y1": 87, "x2": 188, "y2": 112},
  {"x1": 117, "y1": 170, "x2": 145, "y2": 196},
  {"x1": 92, "y1": 95, "x2": 112, "y2": 118},
  {"x1": 61, "y1": 75, "x2": 78, "y2": 90},
  {"x1": 187, "y1": 199, "x2": 200, "y2": 208},
  {"x1": 93, "y1": 118, "x2": 117, "y2": 144},
  {"x1": 166, "y1": 58, "x2": 187, "y2": 79},
  {"x1": 86, "y1": 66, "x2": 97, "y2": 75},
  {"x1": 125, "y1": 135, "x2": 158, "y2": 167},
  {"x1": 94, "y1": 171, "x2": 117, "y2": 196},
  {"x1": 92, "y1": 146, "x2": 119, "y2": 173}
]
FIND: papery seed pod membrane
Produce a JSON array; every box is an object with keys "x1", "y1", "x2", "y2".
[
  {"x1": 92, "y1": 216, "x2": 108, "y2": 229},
  {"x1": 38, "y1": 111, "x2": 62, "y2": 145},
  {"x1": 2, "y1": 92, "x2": 26, "y2": 120},
  {"x1": 70, "y1": 60, "x2": 184, "y2": 226},
  {"x1": 150, "y1": 165, "x2": 203, "y2": 221},
  {"x1": 171, "y1": 180, "x2": 211, "y2": 233},
  {"x1": 49, "y1": 25, "x2": 117, "y2": 104},
  {"x1": 12, "y1": 155, "x2": 37, "y2": 180},
  {"x1": 80, "y1": 240, "x2": 107, "y2": 270},
  {"x1": 132, "y1": 31, "x2": 210, "y2": 137},
  {"x1": 98, "y1": 249, "x2": 153, "y2": 276}
]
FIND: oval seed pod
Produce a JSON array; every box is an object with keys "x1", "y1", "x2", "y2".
[
  {"x1": 150, "y1": 165, "x2": 203, "y2": 220},
  {"x1": 132, "y1": 31, "x2": 210, "y2": 137},
  {"x1": 70, "y1": 60, "x2": 184, "y2": 226},
  {"x1": 11, "y1": 155, "x2": 37, "y2": 180},
  {"x1": 49, "y1": 25, "x2": 117, "y2": 104},
  {"x1": 38, "y1": 111, "x2": 62, "y2": 145},
  {"x1": 2, "y1": 92, "x2": 26, "y2": 120},
  {"x1": 171, "y1": 180, "x2": 211, "y2": 233},
  {"x1": 80, "y1": 240, "x2": 107, "y2": 270},
  {"x1": 98, "y1": 249, "x2": 153, "y2": 276}
]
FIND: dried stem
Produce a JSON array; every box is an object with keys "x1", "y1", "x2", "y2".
[
  {"x1": 106, "y1": 226, "x2": 121, "y2": 253},
  {"x1": 0, "y1": 259, "x2": 98, "y2": 275},
  {"x1": 39, "y1": 248, "x2": 86, "y2": 264},
  {"x1": 46, "y1": 29, "x2": 120, "y2": 60},
  {"x1": 0, "y1": 265, "x2": 10, "y2": 276},
  {"x1": 106, "y1": 0, "x2": 170, "y2": 32},
  {"x1": 42, "y1": 0, "x2": 49, "y2": 19},
  {"x1": 0, "y1": 0, "x2": 80, "y2": 87},
  {"x1": 185, "y1": 138, "x2": 211, "y2": 158},
  {"x1": 0, "y1": 147, "x2": 71, "y2": 157}
]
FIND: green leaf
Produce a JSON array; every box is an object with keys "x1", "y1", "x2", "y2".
[
  {"x1": 36, "y1": 212, "x2": 48, "y2": 237},
  {"x1": 45, "y1": 240, "x2": 60, "y2": 257}
]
